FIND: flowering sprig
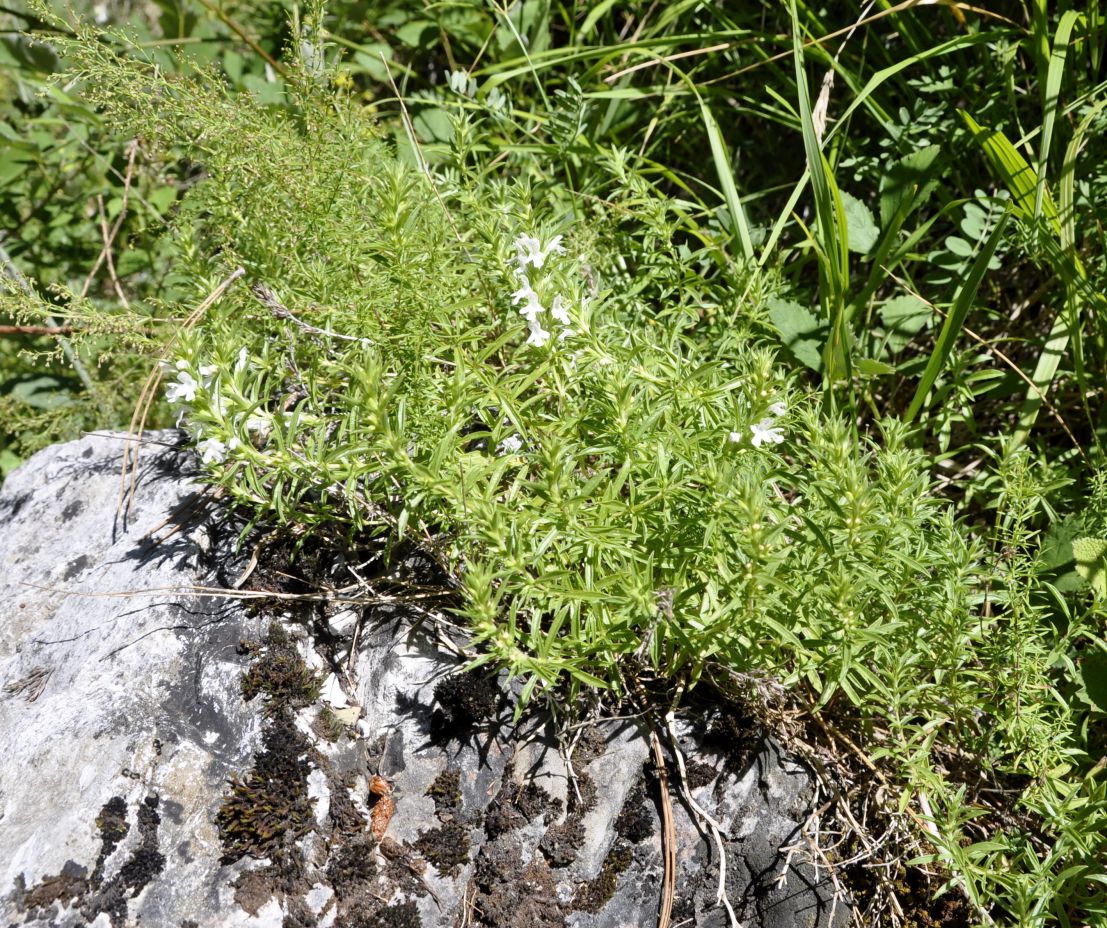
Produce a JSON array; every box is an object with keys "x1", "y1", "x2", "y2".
[
  {"x1": 510, "y1": 232, "x2": 577, "y2": 349},
  {"x1": 515, "y1": 233, "x2": 563, "y2": 270},
  {"x1": 163, "y1": 350, "x2": 272, "y2": 467},
  {"x1": 730, "y1": 401, "x2": 788, "y2": 448}
]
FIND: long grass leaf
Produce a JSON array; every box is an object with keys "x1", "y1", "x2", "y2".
[
  {"x1": 791, "y1": 2, "x2": 849, "y2": 385},
  {"x1": 960, "y1": 111, "x2": 1059, "y2": 229},
  {"x1": 698, "y1": 98, "x2": 755, "y2": 262},
  {"x1": 1035, "y1": 10, "x2": 1080, "y2": 219}
]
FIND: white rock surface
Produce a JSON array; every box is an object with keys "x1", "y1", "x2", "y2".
[
  {"x1": 0, "y1": 433, "x2": 849, "y2": 928},
  {"x1": 0, "y1": 433, "x2": 265, "y2": 927}
]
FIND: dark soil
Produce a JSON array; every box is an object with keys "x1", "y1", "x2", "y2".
[{"x1": 433, "y1": 670, "x2": 501, "y2": 728}]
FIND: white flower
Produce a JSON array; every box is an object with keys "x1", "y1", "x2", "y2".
[
  {"x1": 750, "y1": 419, "x2": 785, "y2": 448},
  {"x1": 515, "y1": 235, "x2": 543, "y2": 267},
  {"x1": 550, "y1": 294, "x2": 571, "y2": 325},
  {"x1": 514, "y1": 233, "x2": 565, "y2": 270},
  {"x1": 197, "y1": 437, "x2": 228, "y2": 464},
  {"x1": 235, "y1": 347, "x2": 249, "y2": 373},
  {"x1": 769, "y1": 401, "x2": 787, "y2": 417},
  {"x1": 246, "y1": 412, "x2": 272, "y2": 436},
  {"x1": 165, "y1": 371, "x2": 199, "y2": 404},
  {"x1": 498, "y1": 435, "x2": 523, "y2": 455},
  {"x1": 512, "y1": 280, "x2": 544, "y2": 322},
  {"x1": 728, "y1": 431, "x2": 743, "y2": 444},
  {"x1": 526, "y1": 319, "x2": 551, "y2": 347},
  {"x1": 198, "y1": 364, "x2": 218, "y2": 385},
  {"x1": 228, "y1": 436, "x2": 241, "y2": 452},
  {"x1": 558, "y1": 328, "x2": 575, "y2": 342}
]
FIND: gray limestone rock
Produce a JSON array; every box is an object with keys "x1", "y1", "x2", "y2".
[{"x1": 0, "y1": 432, "x2": 849, "y2": 927}]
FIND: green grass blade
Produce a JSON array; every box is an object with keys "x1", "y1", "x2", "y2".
[
  {"x1": 1035, "y1": 10, "x2": 1080, "y2": 220},
  {"x1": 963, "y1": 106, "x2": 1107, "y2": 446},
  {"x1": 698, "y1": 98, "x2": 755, "y2": 262},
  {"x1": 960, "y1": 110, "x2": 1060, "y2": 230},
  {"x1": 791, "y1": 2, "x2": 849, "y2": 385},
  {"x1": 905, "y1": 210, "x2": 1010, "y2": 423}
]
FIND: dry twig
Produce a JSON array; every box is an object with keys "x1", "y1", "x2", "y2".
[{"x1": 118, "y1": 265, "x2": 246, "y2": 517}]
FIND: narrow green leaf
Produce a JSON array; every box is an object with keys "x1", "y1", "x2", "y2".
[
  {"x1": 792, "y1": 4, "x2": 849, "y2": 385},
  {"x1": 699, "y1": 98, "x2": 755, "y2": 262},
  {"x1": 959, "y1": 110, "x2": 1059, "y2": 230},
  {"x1": 1035, "y1": 11, "x2": 1080, "y2": 219}
]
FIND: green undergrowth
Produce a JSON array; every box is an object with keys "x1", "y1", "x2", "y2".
[{"x1": 4, "y1": 2, "x2": 1107, "y2": 925}]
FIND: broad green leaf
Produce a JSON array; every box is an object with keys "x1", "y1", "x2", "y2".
[
  {"x1": 395, "y1": 20, "x2": 436, "y2": 47},
  {"x1": 413, "y1": 107, "x2": 453, "y2": 143},
  {"x1": 1073, "y1": 537, "x2": 1107, "y2": 598},
  {"x1": 767, "y1": 298, "x2": 825, "y2": 372},
  {"x1": 839, "y1": 191, "x2": 879, "y2": 254},
  {"x1": 879, "y1": 145, "x2": 941, "y2": 228},
  {"x1": 879, "y1": 294, "x2": 930, "y2": 353},
  {"x1": 1040, "y1": 518, "x2": 1082, "y2": 570},
  {"x1": 9, "y1": 375, "x2": 73, "y2": 410},
  {"x1": 1080, "y1": 650, "x2": 1107, "y2": 714}
]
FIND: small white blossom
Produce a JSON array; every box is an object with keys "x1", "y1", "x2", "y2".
[
  {"x1": 526, "y1": 319, "x2": 551, "y2": 347},
  {"x1": 750, "y1": 419, "x2": 785, "y2": 448},
  {"x1": 769, "y1": 401, "x2": 787, "y2": 417},
  {"x1": 246, "y1": 412, "x2": 272, "y2": 436},
  {"x1": 512, "y1": 281, "x2": 544, "y2": 322},
  {"x1": 165, "y1": 371, "x2": 199, "y2": 404},
  {"x1": 498, "y1": 435, "x2": 523, "y2": 455},
  {"x1": 197, "y1": 437, "x2": 228, "y2": 464},
  {"x1": 728, "y1": 431, "x2": 743, "y2": 444},
  {"x1": 514, "y1": 233, "x2": 565, "y2": 270},
  {"x1": 198, "y1": 364, "x2": 217, "y2": 385},
  {"x1": 235, "y1": 347, "x2": 249, "y2": 373},
  {"x1": 550, "y1": 294, "x2": 571, "y2": 325},
  {"x1": 515, "y1": 235, "x2": 542, "y2": 267}
]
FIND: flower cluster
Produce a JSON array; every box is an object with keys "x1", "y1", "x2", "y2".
[
  {"x1": 730, "y1": 402, "x2": 787, "y2": 448},
  {"x1": 163, "y1": 351, "x2": 273, "y2": 467},
  {"x1": 497, "y1": 434, "x2": 523, "y2": 456},
  {"x1": 510, "y1": 232, "x2": 575, "y2": 348}
]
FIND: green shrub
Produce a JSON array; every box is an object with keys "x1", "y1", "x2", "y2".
[{"x1": 5, "y1": 4, "x2": 1107, "y2": 925}]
